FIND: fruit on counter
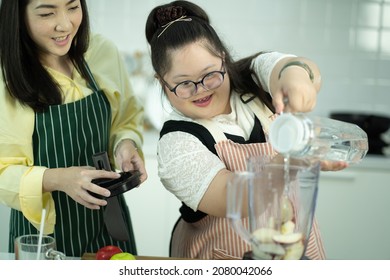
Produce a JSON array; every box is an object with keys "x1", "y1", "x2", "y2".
[
  {"x1": 110, "y1": 252, "x2": 136, "y2": 260},
  {"x1": 96, "y1": 245, "x2": 123, "y2": 260}
]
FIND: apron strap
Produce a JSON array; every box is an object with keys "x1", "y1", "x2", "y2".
[
  {"x1": 196, "y1": 93, "x2": 274, "y2": 142},
  {"x1": 195, "y1": 118, "x2": 227, "y2": 142},
  {"x1": 104, "y1": 197, "x2": 131, "y2": 241},
  {"x1": 82, "y1": 60, "x2": 101, "y2": 92},
  {"x1": 241, "y1": 93, "x2": 274, "y2": 137}
]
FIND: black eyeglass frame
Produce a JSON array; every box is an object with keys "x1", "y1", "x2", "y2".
[{"x1": 160, "y1": 61, "x2": 226, "y2": 99}]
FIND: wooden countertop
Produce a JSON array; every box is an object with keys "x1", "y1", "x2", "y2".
[{"x1": 82, "y1": 253, "x2": 191, "y2": 260}]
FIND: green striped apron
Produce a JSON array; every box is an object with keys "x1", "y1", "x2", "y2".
[{"x1": 8, "y1": 63, "x2": 137, "y2": 257}]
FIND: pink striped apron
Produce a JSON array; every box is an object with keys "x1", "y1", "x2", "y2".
[{"x1": 170, "y1": 96, "x2": 326, "y2": 260}]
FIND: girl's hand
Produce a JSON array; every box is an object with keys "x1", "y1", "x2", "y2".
[
  {"x1": 320, "y1": 160, "x2": 348, "y2": 171},
  {"x1": 270, "y1": 57, "x2": 322, "y2": 114},
  {"x1": 270, "y1": 154, "x2": 349, "y2": 171},
  {"x1": 272, "y1": 67, "x2": 318, "y2": 113}
]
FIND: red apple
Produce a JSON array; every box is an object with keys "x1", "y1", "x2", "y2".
[{"x1": 96, "y1": 245, "x2": 123, "y2": 260}]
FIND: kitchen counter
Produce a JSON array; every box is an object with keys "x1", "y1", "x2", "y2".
[
  {"x1": 0, "y1": 252, "x2": 80, "y2": 260},
  {"x1": 350, "y1": 154, "x2": 390, "y2": 171},
  {"x1": 0, "y1": 253, "x2": 14, "y2": 260},
  {"x1": 0, "y1": 252, "x2": 189, "y2": 260},
  {"x1": 316, "y1": 154, "x2": 390, "y2": 259}
]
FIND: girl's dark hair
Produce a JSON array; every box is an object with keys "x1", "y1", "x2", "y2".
[
  {"x1": 0, "y1": 0, "x2": 91, "y2": 112},
  {"x1": 145, "y1": 0, "x2": 274, "y2": 112}
]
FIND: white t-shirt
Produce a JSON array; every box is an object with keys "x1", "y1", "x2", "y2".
[{"x1": 157, "y1": 52, "x2": 294, "y2": 211}]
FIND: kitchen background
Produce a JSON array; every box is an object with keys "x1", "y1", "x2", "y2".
[
  {"x1": 1, "y1": 0, "x2": 390, "y2": 259},
  {"x1": 84, "y1": 0, "x2": 390, "y2": 120}
]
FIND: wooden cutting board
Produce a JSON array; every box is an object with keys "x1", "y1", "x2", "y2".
[{"x1": 82, "y1": 253, "x2": 191, "y2": 260}]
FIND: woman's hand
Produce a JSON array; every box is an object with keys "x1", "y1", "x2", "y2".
[
  {"x1": 269, "y1": 57, "x2": 322, "y2": 114},
  {"x1": 43, "y1": 167, "x2": 121, "y2": 210},
  {"x1": 114, "y1": 139, "x2": 148, "y2": 183}
]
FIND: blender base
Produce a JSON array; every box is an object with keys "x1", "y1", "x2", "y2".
[{"x1": 242, "y1": 251, "x2": 255, "y2": 260}]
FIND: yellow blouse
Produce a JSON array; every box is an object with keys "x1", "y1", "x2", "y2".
[{"x1": 0, "y1": 34, "x2": 144, "y2": 233}]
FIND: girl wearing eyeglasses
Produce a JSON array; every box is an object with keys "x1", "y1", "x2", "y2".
[{"x1": 145, "y1": 0, "x2": 344, "y2": 260}]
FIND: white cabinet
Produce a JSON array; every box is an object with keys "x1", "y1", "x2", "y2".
[
  {"x1": 124, "y1": 131, "x2": 181, "y2": 257},
  {"x1": 315, "y1": 156, "x2": 390, "y2": 260},
  {"x1": 0, "y1": 204, "x2": 10, "y2": 252}
]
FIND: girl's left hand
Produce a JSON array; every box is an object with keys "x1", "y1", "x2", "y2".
[
  {"x1": 114, "y1": 139, "x2": 148, "y2": 183},
  {"x1": 270, "y1": 154, "x2": 348, "y2": 172},
  {"x1": 320, "y1": 160, "x2": 348, "y2": 171}
]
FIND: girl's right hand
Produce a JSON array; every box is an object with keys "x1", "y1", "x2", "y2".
[
  {"x1": 269, "y1": 57, "x2": 322, "y2": 114},
  {"x1": 43, "y1": 167, "x2": 121, "y2": 210}
]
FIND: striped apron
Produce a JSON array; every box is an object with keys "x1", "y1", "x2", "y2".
[
  {"x1": 170, "y1": 97, "x2": 326, "y2": 260},
  {"x1": 8, "y1": 63, "x2": 137, "y2": 257}
]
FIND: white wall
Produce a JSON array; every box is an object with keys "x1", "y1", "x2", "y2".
[
  {"x1": 0, "y1": 204, "x2": 10, "y2": 252},
  {"x1": 86, "y1": 0, "x2": 390, "y2": 118},
  {"x1": 123, "y1": 131, "x2": 181, "y2": 257}
]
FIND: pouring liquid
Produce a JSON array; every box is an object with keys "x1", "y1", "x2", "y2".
[
  {"x1": 279, "y1": 107, "x2": 293, "y2": 223},
  {"x1": 283, "y1": 155, "x2": 290, "y2": 195},
  {"x1": 281, "y1": 155, "x2": 294, "y2": 224}
]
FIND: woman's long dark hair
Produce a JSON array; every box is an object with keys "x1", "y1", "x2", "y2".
[
  {"x1": 145, "y1": 0, "x2": 274, "y2": 112},
  {"x1": 0, "y1": 0, "x2": 91, "y2": 112}
]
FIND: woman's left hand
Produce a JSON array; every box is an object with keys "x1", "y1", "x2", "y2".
[{"x1": 114, "y1": 139, "x2": 148, "y2": 183}]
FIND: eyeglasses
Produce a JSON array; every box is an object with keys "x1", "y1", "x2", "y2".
[{"x1": 161, "y1": 62, "x2": 226, "y2": 99}]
